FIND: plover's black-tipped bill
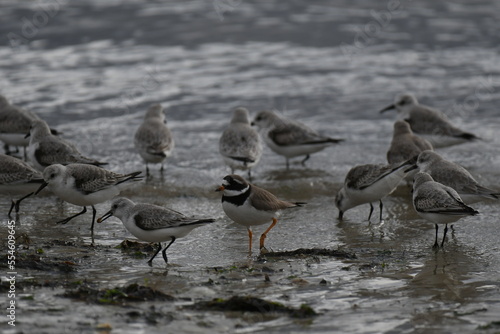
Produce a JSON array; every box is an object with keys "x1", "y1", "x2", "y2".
[
  {"x1": 34, "y1": 181, "x2": 48, "y2": 195},
  {"x1": 97, "y1": 211, "x2": 113, "y2": 223},
  {"x1": 379, "y1": 104, "x2": 396, "y2": 113}
]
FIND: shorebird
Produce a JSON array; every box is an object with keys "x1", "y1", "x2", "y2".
[
  {"x1": 98, "y1": 197, "x2": 215, "y2": 266},
  {"x1": 219, "y1": 107, "x2": 262, "y2": 180},
  {"x1": 412, "y1": 172, "x2": 479, "y2": 248},
  {"x1": 252, "y1": 110, "x2": 343, "y2": 169},
  {"x1": 216, "y1": 174, "x2": 304, "y2": 254},
  {"x1": 380, "y1": 93, "x2": 480, "y2": 148},
  {"x1": 134, "y1": 104, "x2": 174, "y2": 175},
  {"x1": 35, "y1": 164, "x2": 142, "y2": 231}
]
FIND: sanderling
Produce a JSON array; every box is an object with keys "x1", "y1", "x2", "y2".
[
  {"x1": 335, "y1": 159, "x2": 416, "y2": 221},
  {"x1": 417, "y1": 150, "x2": 499, "y2": 204},
  {"x1": 219, "y1": 107, "x2": 262, "y2": 180},
  {"x1": 134, "y1": 104, "x2": 174, "y2": 175},
  {"x1": 0, "y1": 95, "x2": 58, "y2": 156},
  {"x1": 216, "y1": 174, "x2": 304, "y2": 255},
  {"x1": 387, "y1": 120, "x2": 433, "y2": 164},
  {"x1": 251, "y1": 110, "x2": 343, "y2": 169},
  {"x1": 380, "y1": 93, "x2": 480, "y2": 148},
  {"x1": 35, "y1": 164, "x2": 142, "y2": 231},
  {"x1": 0, "y1": 154, "x2": 45, "y2": 216},
  {"x1": 27, "y1": 120, "x2": 106, "y2": 172},
  {"x1": 98, "y1": 197, "x2": 215, "y2": 266},
  {"x1": 412, "y1": 172, "x2": 479, "y2": 248}
]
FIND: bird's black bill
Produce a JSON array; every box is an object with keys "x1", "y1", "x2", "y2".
[
  {"x1": 24, "y1": 132, "x2": 30, "y2": 139},
  {"x1": 97, "y1": 211, "x2": 113, "y2": 223},
  {"x1": 34, "y1": 181, "x2": 48, "y2": 195},
  {"x1": 379, "y1": 104, "x2": 396, "y2": 113},
  {"x1": 404, "y1": 164, "x2": 418, "y2": 173}
]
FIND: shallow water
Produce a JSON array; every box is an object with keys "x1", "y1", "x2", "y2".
[{"x1": 1, "y1": 1, "x2": 500, "y2": 333}]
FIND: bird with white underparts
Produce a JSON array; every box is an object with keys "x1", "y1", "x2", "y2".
[
  {"x1": 251, "y1": 110, "x2": 343, "y2": 169},
  {"x1": 27, "y1": 119, "x2": 106, "y2": 172},
  {"x1": 0, "y1": 154, "x2": 45, "y2": 216},
  {"x1": 335, "y1": 158, "x2": 417, "y2": 221},
  {"x1": 219, "y1": 107, "x2": 262, "y2": 180},
  {"x1": 98, "y1": 197, "x2": 216, "y2": 266},
  {"x1": 412, "y1": 172, "x2": 479, "y2": 248},
  {"x1": 216, "y1": 174, "x2": 304, "y2": 255},
  {"x1": 134, "y1": 104, "x2": 174, "y2": 175},
  {"x1": 380, "y1": 93, "x2": 480, "y2": 148},
  {"x1": 0, "y1": 95, "x2": 59, "y2": 156},
  {"x1": 35, "y1": 164, "x2": 142, "y2": 232},
  {"x1": 416, "y1": 150, "x2": 499, "y2": 204}
]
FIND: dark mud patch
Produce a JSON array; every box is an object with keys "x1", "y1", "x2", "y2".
[
  {"x1": 259, "y1": 248, "x2": 356, "y2": 260},
  {"x1": 116, "y1": 239, "x2": 156, "y2": 259},
  {"x1": 187, "y1": 296, "x2": 317, "y2": 319},
  {"x1": 63, "y1": 283, "x2": 175, "y2": 305}
]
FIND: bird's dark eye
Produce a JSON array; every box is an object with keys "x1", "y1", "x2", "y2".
[
  {"x1": 50, "y1": 173, "x2": 56, "y2": 178},
  {"x1": 255, "y1": 116, "x2": 261, "y2": 121}
]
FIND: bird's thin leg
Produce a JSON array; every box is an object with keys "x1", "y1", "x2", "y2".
[
  {"x1": 146, "y1": 164, "x2": 150, "y2": 176},
  {"x1": 285, "y1": 158, "x2": 290, "y2": 170},
  {"x1": 161, "y1": 237, "x2": 176, "y2": 264},
  {"x1": 247, "y1": 228, "x2": 253, "y2": 255},
  {"x1": 260, "y1": 218, "x2": 278, "y2": 251},
  {"x1": 301, "y1": 154, "x2": 310, "y2": 166},
  {"x1": 441, "y1": 224, "x2": 448, "y2": 248},
  {"x1": 432, "y1": 224, "x2": 439, "y2": 249},
  {"x1": 379, "y1": 200, "x2": 384, "y2": 221},
  {"x1": 160, "y1": 163, "x2": 164, "y2": 172},
  {"x1": 148, "y1": 243, "x2": 163, "y2": 266},
  {"x1": 90, "y1": 205, "x2": 97, "y2": 231},
  {"x1": 367, "y1": 203, "x2": 374, "y2": 222},
  {"x1": 56, "y1": 206, "x2": 87, "y2": 224},
  {"x1": 247, "y1": 169, "x2": 252, "y2": 182},
  {"x1": 9, "y1": 191, "x2": 35, "y2": 217}
]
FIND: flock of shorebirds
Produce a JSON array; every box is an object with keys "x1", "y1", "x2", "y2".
[{"x1": 1, "y1": 93, "x2": 498, "y2": 266}]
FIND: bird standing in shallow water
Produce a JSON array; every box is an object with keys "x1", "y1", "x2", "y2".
[
  {"x1": 216, "y1": 174, "x2": 304, "y2": 255},
  {"x1": 251, "y1": 110, "x2": 343, "y2": 169},
  {"x1": 412, "y1": 172, "x2": 479, "y2": 248},
  {"x1": 0, "y1": 154, "x2": 45, "y2": 216},
  {"x1": 35, "y1": 164, "x2": 142, "y2": 232},
  {"x1": 134, "y1": 104, "x2": 174, "y2": 175},
  {"x1": 219, "y1": 107, "x2": 262, "y2": 181},
  {"x1": 380, "y1": 93, "x2": 480, "y2": 148},
  {"x1": 335, "y1": 159, "x2": 416, "y2": 222},
  {"x1": 98, "y1": 197, "x2": 215, "y2": 266}
]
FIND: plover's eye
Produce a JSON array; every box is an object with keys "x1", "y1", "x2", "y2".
[{"x1": 50, "y1": 173, "x2": 56, "y2": 179}]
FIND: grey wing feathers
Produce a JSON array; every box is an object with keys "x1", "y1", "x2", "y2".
[
  {"x1": 133, "y1": 204, "x2": 215, "y2": 230},
  {"x1": 415, "y1": 183, "x2": 477, "y2": 214},
  {"x1": 346, "y1": 164, "x2": 394, "y2": 190},
  {"x1": 268, "y1": 121, "x2": 323, "y2": 146},
  {"x1": 71, "y1": 166, "x2": 134, "y2": 194}
]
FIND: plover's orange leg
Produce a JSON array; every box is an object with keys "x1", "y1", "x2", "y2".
[
  {"x1": 260, "y1": 218, "x2": 278, "y2": 251},
  {"x1": 247, "y1": 227, "x2": 253, "y2": 255}
]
